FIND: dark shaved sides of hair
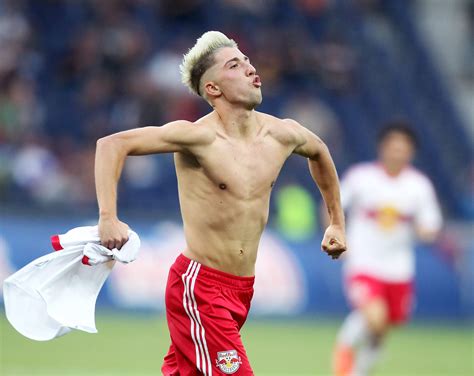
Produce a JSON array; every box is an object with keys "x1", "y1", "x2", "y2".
[{"x1": 190, "y1": 51, "x2": 217, "y2": 96}]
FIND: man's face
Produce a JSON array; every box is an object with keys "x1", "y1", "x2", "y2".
[
  {"x1": 378, "y1": 132, "x2": 415, "y2": 170},
  {"x1": 204, "y1": 47, "x2": 262, "y2": 109}
]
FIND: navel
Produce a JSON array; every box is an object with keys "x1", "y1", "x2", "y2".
[
  {"x1": 239, "y1": 249, "x2": 244, "y2": 256},
  {"x1": 219, "y1": 183, "x2": 227, "y2": 190},
  {"x1": 270, "y1": 181, "x2": 275, "y2": 188}
]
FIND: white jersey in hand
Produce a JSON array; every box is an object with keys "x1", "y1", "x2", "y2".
[{"x1": 341, "y1": 162, "x2": 442, "y2": 282}]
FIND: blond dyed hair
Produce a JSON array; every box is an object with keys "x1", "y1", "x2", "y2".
[{"x1": 180, "y1": 31, "x2": 237, "y2": 96}]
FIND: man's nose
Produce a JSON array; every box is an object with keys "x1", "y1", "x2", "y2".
[{"x1": 246, "y1": 63, "x2": 256, "y2": 76}]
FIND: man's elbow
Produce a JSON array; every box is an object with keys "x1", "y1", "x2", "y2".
[
  {"x1": 96, "y1": 133, "x2": 117, "y2": 146},
  {"x1": 96, "y1": 134, "x2": 126, "y2": 152},
  {"x1": 319, "y1": 141, "x2": 330, "y2": 158},
  {"x1": 309, "y1": 140, "x2": 330, "y2": 161}
]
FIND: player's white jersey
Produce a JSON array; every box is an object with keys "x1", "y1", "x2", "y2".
[{"x1": 341, "y1": 162, "x2": 442, "y2": 282}]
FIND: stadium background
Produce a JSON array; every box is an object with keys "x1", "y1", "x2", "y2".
[{"x1": 0, "y1": 0, "x2": 472, "y2": 375}]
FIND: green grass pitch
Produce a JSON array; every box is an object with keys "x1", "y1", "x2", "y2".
[{"x1": 1, "y1": 313, "x2": 472, "y2": 375}]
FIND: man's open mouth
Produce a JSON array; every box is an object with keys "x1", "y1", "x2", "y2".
[{"x1": 253, "y1": 76, "x2": 262, "y2": 87}]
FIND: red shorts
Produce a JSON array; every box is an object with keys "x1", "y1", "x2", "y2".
[
  {"x1": 162, "y1": 254, "x2": 255, "y2": 376},
  {"x1": 345, "y1": 274, "x2": 413, "y2": 324}
]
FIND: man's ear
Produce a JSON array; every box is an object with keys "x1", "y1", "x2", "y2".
[{"x1": 204, "y1": 82, "x2": 221, "y2": 98}]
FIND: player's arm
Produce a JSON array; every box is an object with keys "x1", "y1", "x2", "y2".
[
  {"x1": 95, "y1": 121, "x2": 212, "y2": 249},
  {"x1": 320, "y1": 168, "x2": 356, "y2": 228},
  {"x1": 415, "y1": 178, "x2": 443, "y2": 243},
  {"x1": 285, "y1": 119, "x2": 346, "y2": 259}
]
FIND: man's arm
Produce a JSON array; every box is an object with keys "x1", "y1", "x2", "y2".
[
  {"x1": 95, "y1": 121, "x2": 213, "y2": 249},
  {"x1": 286, "y1": 119, "x2": 346, "y2": 259},
  {"x1": 414, "y1": 177, "x2": 443, "y2": 243}
]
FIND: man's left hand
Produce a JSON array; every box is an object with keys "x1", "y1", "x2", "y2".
[{"x1": 321, "y1": 224, "x2": 346, "y2": 260}]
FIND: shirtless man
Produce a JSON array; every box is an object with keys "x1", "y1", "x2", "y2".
[{"x1": 95, "y1": 31, "x2": 346, "y2": 375}]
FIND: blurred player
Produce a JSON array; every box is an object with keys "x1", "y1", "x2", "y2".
[
  {"x1": 94, "y1": 31, "x2": 346, "y2": 375},
  {"x1": 332, "y1": 123, "x2": 443, "y2": 376}
]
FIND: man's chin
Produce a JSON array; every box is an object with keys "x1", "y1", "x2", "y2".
[
  {"x1": 231, "y1": 93, "x2": 262, "y2": 110},
  {"x1": 247, "y1": 95, "x2": 262, "y2": 110}
]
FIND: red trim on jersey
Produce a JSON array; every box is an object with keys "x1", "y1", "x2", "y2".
[
  {"x1": 82, "y1": 255, "x2": 90, "y2": 266},
  {"x1": 51, "y1": 235, "x2": 63, "y2": 251},
  {"x1": 364, "y1": 209, "x2": 413, "y2": 223}
]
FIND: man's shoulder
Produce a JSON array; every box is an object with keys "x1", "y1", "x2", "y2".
[
  {"x1": 343, "y1": 162, "x2": 378, "y2": 180},
  {"x1": 256, "y1": 112, "x2": 300, "y2": 129},
  {"x1": 256, "y1": 112, "x2": 304, "y2": 143},
  {"x1": 404, "y1": 167, "x2": 434, "y2": 189},
  {"x1": 175, "y1": 115, "x2": 216, "y2": 145}
]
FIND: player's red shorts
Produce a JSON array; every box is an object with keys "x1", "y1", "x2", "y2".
[
  {"x1": 345, "y1": 274, "x2": 413, "y2": 325},
  {"x1": 162, "y1": 254, "x2": 255, "y2": 376}
]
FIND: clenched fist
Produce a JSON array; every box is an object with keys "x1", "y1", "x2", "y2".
[
  {"x1": 321, "y1": 224, "x2": 346, "y2": 260},
  {"x1": 98, "y1": 215, "x2": 130, "y2": 250}
]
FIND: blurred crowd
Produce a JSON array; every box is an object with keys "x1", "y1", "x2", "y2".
[
  {"x1": 0, "y1": 0, "x2": 357, "y2": 210},
  {"x1": 0, "y1": 0, "x2": 471, "y2": 218}
]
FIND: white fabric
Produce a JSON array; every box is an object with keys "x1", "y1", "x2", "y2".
[
  {"x1": 54, "y1": 226, "x2": 139, "y2": 264},
  {"x1": 341, "y1": 163, "x2": 442, "y2": 282},
  {"x1": 3, "y1": 226, "x2": 140, "y2": 341}
]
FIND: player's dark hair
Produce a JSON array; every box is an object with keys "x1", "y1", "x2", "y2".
[{"x1": 377, "y1": 120, "x2": 419, "y2": 149}]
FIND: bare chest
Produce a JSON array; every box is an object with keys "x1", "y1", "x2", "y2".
[{"x1": 197, "y1": 137, "x2": 289, "y2": 198}]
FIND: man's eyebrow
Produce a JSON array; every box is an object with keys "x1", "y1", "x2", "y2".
[{"x1": 224, "y1": 56, "x2": 249, "y2": 66}]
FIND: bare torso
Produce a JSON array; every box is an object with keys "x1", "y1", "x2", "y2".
[
  {"x1": 177, "y1": 111, "x2": 297, "y2": 276},
  {"x1": 96, "y1": 105, "x2": 345, "y2": 274}
]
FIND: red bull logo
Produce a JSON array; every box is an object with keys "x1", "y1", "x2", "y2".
[
  {"x1": 216, "y1": 350, "x2": 241, "y2": 374},
  {"x1": 365, "y1": 205, "x2": 413, "y2": 230}
]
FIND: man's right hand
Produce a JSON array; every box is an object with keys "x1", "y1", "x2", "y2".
[{"x1": 98, "y1": 215, "x2": 130, "y2": 250}]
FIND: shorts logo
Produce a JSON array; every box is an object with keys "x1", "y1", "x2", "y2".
[{"x1": 216, "y1": 350, "x2": 241, "y2": 374}]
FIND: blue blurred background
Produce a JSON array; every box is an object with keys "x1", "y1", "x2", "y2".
[{"x1": 0, "y1": 0, "x2": 473, "y2": 321}]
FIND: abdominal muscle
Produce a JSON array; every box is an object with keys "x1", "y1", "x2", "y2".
[{"x1": 180, "y1": 191, "x2": 270, "y2": 277}]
